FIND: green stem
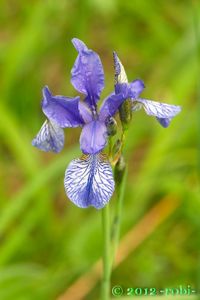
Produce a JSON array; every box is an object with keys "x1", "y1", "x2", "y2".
[
  {"x1": 108, "y1": 137, "x2": 113, "y2": 160},
  {"x1": 101, "y1": 204, "x2": 111, "y2": 300},
  {"x1": 111, "y1": 167, "x2": 127, "y2": 266}
]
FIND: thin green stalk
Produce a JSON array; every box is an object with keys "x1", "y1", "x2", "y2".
[
  {"x1": 101, "y1": 204, "x2": 111, "y2": 300},
  {"x1": 111, "y1": 167, "x2": 127, "y2": 266},
  {"x1": 108, "y1": 137, "x2": 113, "y2": 160}
]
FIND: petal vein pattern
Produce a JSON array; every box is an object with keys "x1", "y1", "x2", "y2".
[
  {"x1": 64, "y1": 154, "x2": 115, "y2": 209},
  {"x1": 136, "y1": 98, "x2": 181, "y2": 118},
  {"x1": 32, "y1": 120, "x2": 64, "y2": 153}
]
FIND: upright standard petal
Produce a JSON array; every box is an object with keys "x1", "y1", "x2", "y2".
[
  {"x1": 99, "y1": 93, "x2": 125, "y2": 122},
  {"x1": 42, "y1": 86, "x2": 84, "y2": 128},
  {"x1": 64, "y1": 154, "x2": 115, "y2": 209},
  {"x1": 72, "y1": 38, "x2": 88, "y2": 52},
  {"x1": 113, "y1": 51, "x2": 128, "y2": 85},
  {"x1": 80, "y1": 120, "x2": 107, "y2": 154},
  {"x1": 71, "y1": 39, "x2": 104, "y2": 108},
  {"x1": 32, "y1": 120, "x2": 64, "y2": 153},
  {"x1": 128, "y1": 79, "x2": 145, "y2": 98},
  {"x1": 135, "y1": 98, "x2": 181, "y2": 119}
]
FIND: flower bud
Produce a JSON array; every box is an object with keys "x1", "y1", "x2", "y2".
[
  {"x1": 113, "y1": 51, "x2": 132, "y2": 131},
  {"x1": 114, "y1": 155, "x2": 126, "y2": 185},
  {"x1": 106, "y1": 117, "x2": 117, "y2": 136},
  {"x1": 118, "y1": 99, "x2": 132, "y2": 131}
]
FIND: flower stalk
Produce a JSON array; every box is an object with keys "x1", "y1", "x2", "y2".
[
  {"x1": 101, "y1": 204, "x2": 111, "y2": 300},
  {"x1": 111, "y1": 157, "x2": 127, "y2": 265}
]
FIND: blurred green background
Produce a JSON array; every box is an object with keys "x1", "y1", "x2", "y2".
[{"x1": 0, "y1": 0, "x2": 199, "y2": 299}]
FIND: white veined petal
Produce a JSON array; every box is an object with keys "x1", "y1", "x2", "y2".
[
  {"x1": 113, "y1": 51, "x2": 128, "y2": 84},
  {"x1": 32, "y1": 119, "x2": 64, "y2": 153},
  {"x1": 132, "y1": 101, "x2": 143, "y2": 112},
  {"x1": 64, "y1": 154, "x2": 115, "y2": 209},
  {"x1": 137, "y1": 98, "x2": 181, "y2": 118}
]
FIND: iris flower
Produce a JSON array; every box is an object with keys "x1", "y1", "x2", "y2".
[
  {"x1": 32, "y1": 38, "x2": 130, "y2": 209},
  {"x1": 113, "y1": 52, "x2": 181, "y2": 127},
  {"x1": 32, "y1": 39, "x2": 181, "y2": 210}
]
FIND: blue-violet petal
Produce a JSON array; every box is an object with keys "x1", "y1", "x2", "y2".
[
  {"x1": 42, "y1": 86, "x2": 84, "y2": 128},
  {"x1": 128, "y1": 79, "x2": 145, "y2": 98},
  {"x1": 64, "y1": 154, "x2": 115, "y2": 209},
  {"x1": 71, "y1": 39, "x2": 104, "y2": 108},
  {"x1": 156, "y1": 117, "x2": 171, "y2": 128},
  {"x1": 71, "y1": 38, "x2": 88, "y2": 52},
  {"x1": 80, "y1": 120, "x2": 107, "y2": 154},
  {"x1": 32, "y1": 119, "x2": 64, "y2": 153},
  {"x1": 133, "y1": 98, "x2": 181, "y2": 119},
  {"x1": 78, "y1": 101, "x2": 93, "y2": 123},
  {"x1": 99, "y1": 93, "x2": 125, "y2": 122}
]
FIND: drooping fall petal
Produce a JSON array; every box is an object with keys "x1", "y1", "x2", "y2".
[
  {"x1": 64, "y1": 154, "x2": 115, "y2": 209},
  {"x1": 42, "y1": 86, "x2": 84, "y2": 128},
  {"x1": 32, "y1": 119, "x2": 64, "y2": 153}
]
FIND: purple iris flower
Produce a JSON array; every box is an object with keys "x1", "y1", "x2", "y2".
[
  {"x1": 113, "y1": 52, "x2": 181, "y2": 127},
  {"x1": 32, "y1": 38, "x2": 130, "y2": 209},
  {"x1": 33, "y1": 39, "x2": 124, "y2": 155}
]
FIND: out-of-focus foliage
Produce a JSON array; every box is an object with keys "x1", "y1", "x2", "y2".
[{"x1": 0, "y1": 0, "x2": 199, "y2": 299}]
